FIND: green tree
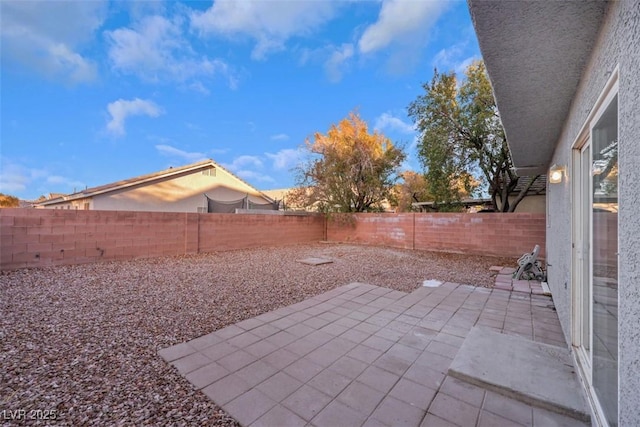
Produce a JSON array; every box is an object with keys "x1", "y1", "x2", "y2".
[
  {"x1": 0, "y1": 193, "x2": 20, "y2": 208},
  {"x1": 408, "y1": 60, "x2": 539, "y2": 212},
  {"x1": 291, "y1": 111, "x2": 406, "y2": 212}
]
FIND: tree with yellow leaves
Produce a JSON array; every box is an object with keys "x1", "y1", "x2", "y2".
[
  {"x1": 389, "y1": 171, "x2": 433, "y2": 212},
  {"x1": 290, "y1": 111, "x2": 405, "y2": 212},
  {"x1": 390, "y1": 171, "x2": 479, "y2": 212},
  {"x1": 0, "y1": 193, "x2": 20, "y2": 208}
]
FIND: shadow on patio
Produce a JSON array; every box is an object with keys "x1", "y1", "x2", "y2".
[{"x1": 161, "y1": 281, "x2": 589, "y2": 427}]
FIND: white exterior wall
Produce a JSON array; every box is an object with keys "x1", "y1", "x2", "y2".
[
  {"x1": 547, "y1": 2, "x2": 639, "y2": 424},
  {"x1": 46, "y1": 198, "x2": 92, "y2": 210},
  {"x1": 509, "y1": 195, "x2": 545, "y2": 213},
  {"x1": 89, "y1": 168, "x2": 269, "y2": 212}
]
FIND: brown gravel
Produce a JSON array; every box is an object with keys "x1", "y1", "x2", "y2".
[{"x1": 1, "y1": 243, "x2": 514, "y2": 426}]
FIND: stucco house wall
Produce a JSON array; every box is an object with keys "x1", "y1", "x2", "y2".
[
  {"x1": 47, "y1": 198, "x2": 92, "y2": 211},
  {"x1": 92, "y1": 167, "x2": 267, "y2": 213},
  {"x1": 508, "y1": 194, "x2": 545, "y2": 213},
  {"x1": 545, "y1": 2, "x2": 639, "y2": 424},
  {"x1": 37, "y1": 161, "x2": 273, "y2": 213}
]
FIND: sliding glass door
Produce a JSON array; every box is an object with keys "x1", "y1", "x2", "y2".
[
  {"x1": 590, "y1": 94, "x2": 618, "y2": 425},
  {"x1": 573, "y1": 84, "x2": 618, "y2": 426}
]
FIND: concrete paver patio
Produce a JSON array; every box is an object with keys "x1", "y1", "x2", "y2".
[{"x1": 160, "y1": 282, "x2": 587, "y2": 427}]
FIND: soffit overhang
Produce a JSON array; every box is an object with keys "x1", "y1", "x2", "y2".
[{"x1": 468, "y1": 1, "x2": 607, "y2": 175}]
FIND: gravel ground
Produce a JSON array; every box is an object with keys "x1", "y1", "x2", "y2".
[{"x1": 1, "y1": 243, "x2": 515, "y2": 426}]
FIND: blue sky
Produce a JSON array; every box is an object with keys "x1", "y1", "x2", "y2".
[{"x1": 1, "y1": 0, "x2": 480, "y2": 200}]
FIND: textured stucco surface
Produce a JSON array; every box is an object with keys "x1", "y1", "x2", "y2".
[
  {"x1": 546, "y1": 1, "x2": 639, "y2": 425},
  {"x1": 472, "y1": 0, "x2": 640, "y2": 424},
  {"x1": 616, "y1": 2, "x2": 640, "y2": 425},
  {"x1": 468, "y1": 1, "x2": 606, "y2": 174}
]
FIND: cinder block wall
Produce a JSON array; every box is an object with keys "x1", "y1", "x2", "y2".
[
  {"x1": 0, "y1": 209, "x2": 325, "y2": 270},
  {"x1": 198, "y1": 213, "x2": 325, "y2": 252},
  {"x1": 327, "y1": 213, "x2": 546, "y2": 259},
  {"x1": 1, "y1": 209, "x2": 545, "y2": 270},
  {"x1": 324, "y1": 213, "x2": 416, "y2": 250}
]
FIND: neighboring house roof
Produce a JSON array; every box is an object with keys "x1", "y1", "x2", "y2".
[
  {"x1": 261, "y1": 188, "x2": 312, "y2": 210},
  {"x1": 412, "y1": 175, "x2": 546, "y2": 211},
  {"x1": 261, "y1": 188, "x2": 292, "y2": 201},
  {"x1": 468, "y1": 1, "x2": 607, "y2": 175},
  {"x1": 36, "y1": 159, "x2": 273, "y2": 207},
  {"x1": 18, "y1": 200, "x2": 36, "y2": 208},
  {"x1": 412, "y1": 198, "x2": 492, "y2": 210},
  {"x1": 261, "y1": 188, "x2": 286, "y2": 200},
  {"x1": 503, "y1": 175, "x2": 547, "y2": 197}
]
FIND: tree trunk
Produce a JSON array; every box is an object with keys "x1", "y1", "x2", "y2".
[
  {"x1": 508, "y1": 175, "x2": 540, "y2": 212},
  {"x1": 495, "y1": 170, "x2": 511, "y2": 212}
]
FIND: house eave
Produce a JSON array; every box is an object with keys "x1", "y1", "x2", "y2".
[
  {"x1": 468, "y1": 0, "x2": 607, "y2": 175},
  {"x1": 34, "y1": 161, "x2": 216, "y2": 207},
  {"x1": 34, "y1": 159, "x2": 275, "y2": 207}
]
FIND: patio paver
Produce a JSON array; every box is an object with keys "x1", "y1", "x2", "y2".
[
  {"x1": 448, "y1": 327, "x2": 590, "y2": 421},
  {"x1": 160, "y1": 282, "x2": 588, "y2": 427}
]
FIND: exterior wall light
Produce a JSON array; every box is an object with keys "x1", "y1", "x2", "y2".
[{"x1": 549, "y1": 164, "x2": 566, "y2": 184}]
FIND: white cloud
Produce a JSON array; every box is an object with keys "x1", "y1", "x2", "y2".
[
  {"x1": 358, "y1": 0, "x2": 447, "y2": 54},
  {"x1": 222, "y1": 155, "x2": 275, "y2": 184},
  {"x1": 265, "y1": 149, "x2": 302, "y2": 170},
  {"x1": 188, "y1": 81, "x2": 211, "y2": 95},
  {"x1": 270, "y1": 133, "x2": 290, "y2": 141},
  {"x1": 106, "y1": 98, "x2": 163, "y2": 136},
  {"x1": 0, "y1": 161, "x2": 32, "y2": 193},
  {"x1": 298, "y1": 47, "x2": 317, "y2": 67},
  {"x1": 374, "y1": 112, "x2": 415, "y2": 134},
  {"x1": 105, "y1": 14, "x2": 236, "y2": 90},
  {"x1": 324, "y1": 43, "x2": 354, "y2": 83},
  {"x1": 209, "y1": 148, "x2": 230, "y2": 155},
  {"x1": 299, "y1": 43, "x2": 354, "y2": 82},
  {"x1": 235, "y1": 170, "x2": 275, "y2": 184},
  {"x1": 431, "y1": 24, "x2": 480, "y2": 75},
  {"x1": 122, "y1": 0, "x2": 167, "y2": 21},
  {"x1": 46, "y1": 175, "x2": 85, "y2": 189},
  {"x1": 191, "y1": 0, "x2": 337, "y2": 60},
  {"x1": 1, "y1": 1, "x2": 106, "y2": 83},
  {"x1": 155, "y1": 145, "x2": 208, "y2": 163},
  {"x1": 48, "y1": 43, "x2": 98, "y2": 83},
  {"x1": 455, "y1": 57, "x2": 478, "y2": 76},
  {"x1": 433, "y1": 44, "x2": 479, "y2": 75},
  {"x1": 0, "y1": 159, "x2": 74, "y2": 198},
  {"x1": 357, "y1": 0, "x2": 450, "y2": 74},
  {"x1": 224, "y1": 155, "x2": 264, "y2": 170}
]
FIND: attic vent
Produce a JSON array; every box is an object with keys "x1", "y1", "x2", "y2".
[{"x1": 202, "y1": 168, "x2": 216, "y2": 177}]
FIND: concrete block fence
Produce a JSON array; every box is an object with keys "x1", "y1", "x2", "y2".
[
  {"x1": 327, "y1": 213, "x2": 546, "y2": 259},
  {"x1": 0, "y1": 209, "x2": 325, "y2": 270},
  {"x1": 0, "y1": 209, "x2": 545, "y2": 270}
]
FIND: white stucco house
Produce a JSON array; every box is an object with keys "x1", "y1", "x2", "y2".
[
  {"x1": 35, "y1": 160, "x2": 276, "y2": 213},
  {"x1": 469, "y1": 1, "x2": 638, "y2": 425}
]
